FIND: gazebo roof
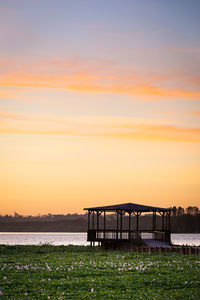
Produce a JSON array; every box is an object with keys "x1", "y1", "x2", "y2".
[{"x1": 84, "y1": 202, "x2": 171, "y2": 212}]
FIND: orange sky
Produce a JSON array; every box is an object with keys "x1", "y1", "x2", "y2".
[{"x1": 0, "y1": 1, "x2": 200, "y2": 214}]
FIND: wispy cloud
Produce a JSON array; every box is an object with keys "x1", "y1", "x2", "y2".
[
  {"x1": 0, "y1": 127, "x2": 199, "y2": 143},
  {"x1": 0, "y1": 111, "x2": 31, "y2": 120},
  {"x1": 0, "y1": 111, "x2": 199, "y2": 143},
  {"x1": 0, "y1": 57, "x2": 200, "y2": 100},
  {"x1": 0, "y1": 88, "x2": 19, "y2": 99},
  {"x1": 190, "y1": 111, "x2": 200, "y2": 116}
]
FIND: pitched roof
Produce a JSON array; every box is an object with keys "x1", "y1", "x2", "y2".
[{"x1": 84, "y1": 202, "x2": 171, "y2": 212}]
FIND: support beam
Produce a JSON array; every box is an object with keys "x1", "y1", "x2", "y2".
[
  {"x1": 152, "y1": 211, "x2": 155, "y2": 231},
  {"x1": 104, "y1": 211, "x2": 106, "y2": 239},
  {"x1": 128, "y1": 212, "x2": 131, "y2": 239},
  {"x1": 92, "y1": 211, "x2": 95, "y2": 229},
  {"x1": 168, "y1": 211, "x2": 171, "y2": 232},
  {"x1": 162, "y1": 212, "x2": 165, "y2": 231},
  {"x1": 97, "y1": 211, "x2": 99, "y2": 231},
  {"x1": 136, "y1": 212, "x2": 139, "y2": 231},
  {"x1": 120, "y1": 211, "x2": 123, "y2": 239},
  {"x1": 116, "y1": 211, "x2": 119, "y2": 239},
  {"x1": 88, "y1": 211, "x2": 91, "y2": 230},
  {"x1": 166, "y1": 212, "x2": 169, "y2": 231}
]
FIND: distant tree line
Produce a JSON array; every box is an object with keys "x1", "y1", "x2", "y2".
[
  {"x1": 171, "y1": 206, "x2": 199, "y2": 216},
  {"x1": 0, "y1": 206, "x2": 199, "y2": 222},
  {"x1": 0, "y1": 206, "x2": 199, "y2": 233},
  {"x1": 169, "y1": 206, "x2": 200, "y2": 233},
  {"x1": 0, "y1": 213, "x2": 87, "y2": 223}
]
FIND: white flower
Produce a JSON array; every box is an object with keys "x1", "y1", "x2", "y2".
[
  {"x1": 91, "y1": 288, "x2": 94, "y2": 292},
  {"x1": 46, "y1": 263, "x2": 51, "y2": 271}
]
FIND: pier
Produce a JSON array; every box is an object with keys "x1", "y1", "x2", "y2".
[{"x1": 84, "y1": 203, "x2": 173, "y2": 250}]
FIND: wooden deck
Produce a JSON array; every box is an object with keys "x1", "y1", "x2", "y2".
[{"x1": 87, "y1": 229, "x2": 171, "y2": 243}]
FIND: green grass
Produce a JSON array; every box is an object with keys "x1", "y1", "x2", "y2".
[{"x1": 0, "y1": 245, "x2": 199, "y2": 299}]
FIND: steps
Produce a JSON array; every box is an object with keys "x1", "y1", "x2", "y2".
[{"x1": 143, "y1": 239, "x2": 171, "y2": 247}]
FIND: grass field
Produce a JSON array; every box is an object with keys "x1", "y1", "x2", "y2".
[{"x1": 0, "y1": 245, "x2": 199, "y2": 299}]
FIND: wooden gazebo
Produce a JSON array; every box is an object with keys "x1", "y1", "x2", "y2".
[{"x1": 84, "y1": 203, "x2": 172, "y2": 249}]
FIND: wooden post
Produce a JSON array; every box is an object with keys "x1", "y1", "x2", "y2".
[
  {"x1": 136, "y1": 212, "x2": 139, "y2": 231},
  {"x1": 104, "y1": 211, "x2": 106, "y2": 239},
  {"x1": 116, "y1": 211, "x2": 119, "y2": 239},
  {"x1": 168, "y1": 211, "x2": 171, "y2": 232},
  {"x1": 92, "y1": 211, "x2": 95, "y2": 229},
  {"x1": 129, "y1": 212, "x2": 131, "y2": 240},
  {"x1": 120, "y1": 211, "x2": 123, "y2": 239},
  {"x1": 97, "y1": 211, "x2": 100, "y2": 240},
  {"x1": 178, "y1": 247, "x2": 182, "y2": 255},
  {"x1": 152, "y1": 211, "x2": 155, "y2": 231},
  {"x1": 97, "y1": 211, "x2": 99, "y2": 231},
  {"x1": 162, "y1": 212, "x2": 164, "y2": 231},
  {"x1": 88, "y1": 211, "x2": 91, "y2": 230}
]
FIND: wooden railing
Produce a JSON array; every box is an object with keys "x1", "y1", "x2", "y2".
[{"x1": 87, "y1": 229, "x2": 168, "y2": 242}]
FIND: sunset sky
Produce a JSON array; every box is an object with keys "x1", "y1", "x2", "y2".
[{"x1": 0, "y1": 0, "x2": 200, "y2": 215}]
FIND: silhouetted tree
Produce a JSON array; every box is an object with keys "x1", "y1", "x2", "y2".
[
  {"x1": 177, "y1": 207, "x2": 184, "y2": 216},
  {"x1": 186, "y1": 206, "x2": 199, "y2": 215},
  {"x1": 172, "y1": 206, "x2": 177, "y2": 216}
]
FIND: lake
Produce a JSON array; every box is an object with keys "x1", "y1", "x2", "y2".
[{"x1": 0, "y1": 232, "x2": 200, "y2": 246}]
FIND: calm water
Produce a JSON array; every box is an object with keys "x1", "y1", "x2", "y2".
[
  {"x1": 0, "y1": 233, "x2": 199, "y2": 246},
  {"x1": 0, "y1": 232, "x2": 88, "y2": 246}
]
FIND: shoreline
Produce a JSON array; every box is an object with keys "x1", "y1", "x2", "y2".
[{"x1": 0, "y1": 231, "x2": 200, "y2": 233}]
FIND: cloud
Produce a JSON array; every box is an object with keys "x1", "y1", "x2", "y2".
[
  {"x1": 190, "y1": 111, "x2": 200, "y2": 116},
  {"x1": 0, "y1": 111, "x2": 199, "y2": 143},
  {"x1": 0, "y1": 88, "x2": 19, "y2": 99},
  {"x1": 110, "y1": 122, "x2": 200, "y2": 134},
  {"x1": 0, "y1": 127, "x2": 199, "y2": 143},
  {"x1": 0, "y1": 57, "x2": 200, "y2": 100},
  {"x1": 0, "y1": 111, "x2": 31, "y2": 120}
]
